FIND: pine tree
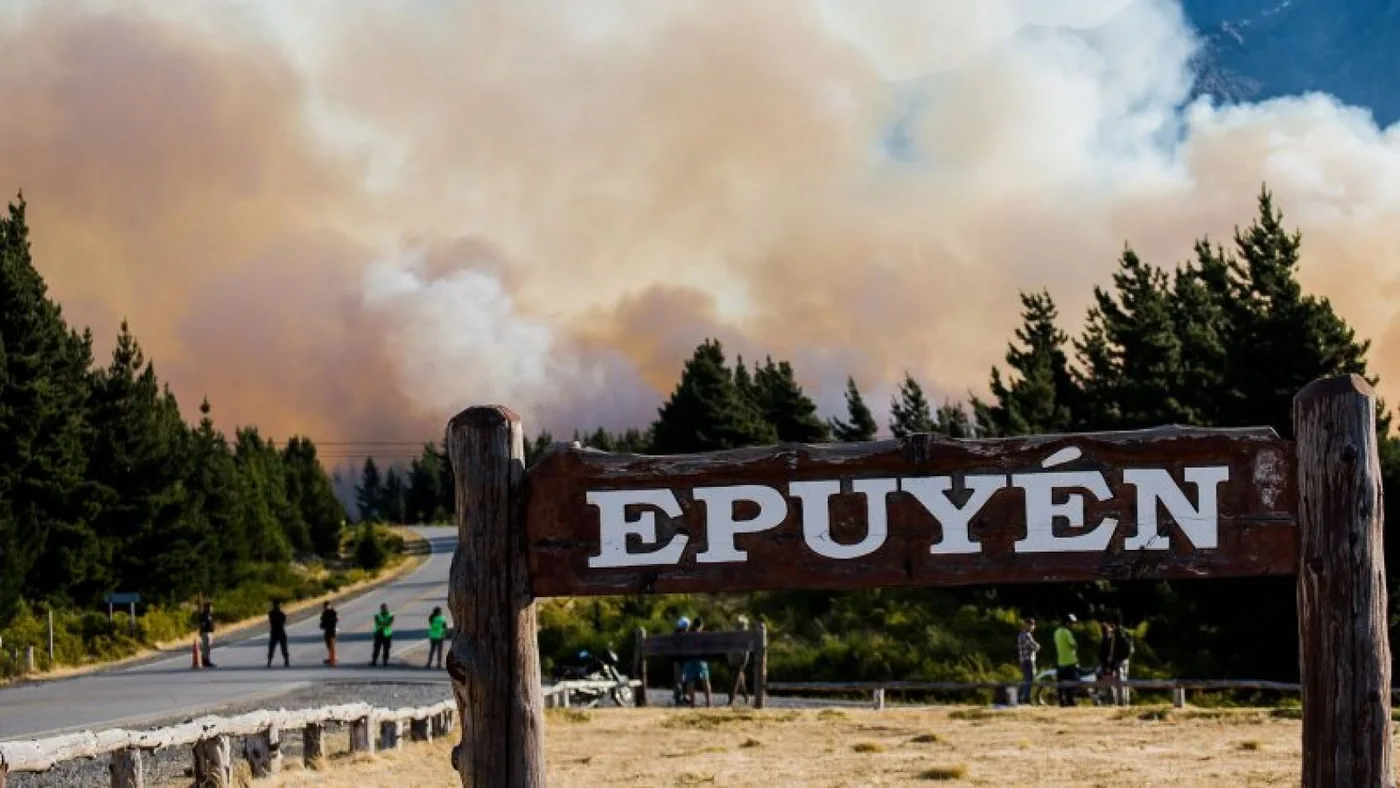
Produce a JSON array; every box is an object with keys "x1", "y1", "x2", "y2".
[
  {"x1": 974, "y1": 290, "x2": 1078, "y2": 436},
  {"x1": 1073, "y1": 247, "x2": 1190, "y2": 429},
  {"x1": 381, "y1": 468, "x2": 407, "y2": 524},
  {"x1": 753, "y1": 356, "x2": 829, "y2": 443},
  {"x1": 888, "y1": 373, "x2": 934, "y2": 438},
  {"x1": 406, "y1": 443, "x2": 449, "y2": 523},
  {"x1": 356, "y1": 457, "x2": 384, "y2": 522},
  {"x1": 189, "y1": 399, "x2": 251, "y2": 589},
  {"x1": 0, "y1": 195, "x2": 99, "y2": 615},
  {"x1": 233, "y1": 427, "x2": 297, "y2": 562},
  {"x1": 282, "y1": 436, "x2": 346, "y2": 556},
  {"x1": 86, "y1": 322, "x2": 207, "y2": 599},
  {"x1": 650, "y1": 339, "x2": 777, "y2": 454},
  {"x1": 933, "y1": 401, "x2": 974, "y2": 438},
  {"x1": 733, "y1": 355, "x2": 758, "y2": 407},
  {"x1": 829, "y1": 376, "x2": 878, "y2": 441}
]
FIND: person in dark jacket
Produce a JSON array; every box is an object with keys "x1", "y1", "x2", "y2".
[
  {"x1": 198, "y1": 603, "x2": 216, "y2": 668},
  {"x1": 320, "y1": 602, "x2": 339, "y2": 666},
  {"x1": 267, "y1": 600, "x2": 289, "y2": 668}
]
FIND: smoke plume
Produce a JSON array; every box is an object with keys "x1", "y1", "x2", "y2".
[{"x1": 4, "y1": 0, "x2": 1400, "y2": 460}]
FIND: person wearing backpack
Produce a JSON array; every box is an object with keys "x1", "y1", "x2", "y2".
[{"x1": 1108, "y1": 613, "x2": 1135, "y2": 706}]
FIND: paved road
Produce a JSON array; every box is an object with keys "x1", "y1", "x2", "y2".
[{"x1": 0, "y1": 526, "x2": 455, "y2": 741}]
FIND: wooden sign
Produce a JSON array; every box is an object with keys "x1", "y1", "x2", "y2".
[
  {"x1": 525, "y1": 426, "x2": 1297, "y2": 597},
  {"x1": 446, "y1": 375, "x2": 1390, "y2": 788}
]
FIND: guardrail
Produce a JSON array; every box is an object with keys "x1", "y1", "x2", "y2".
[
  {"x1": 541, "y1": 678, "x2": 643, "y2": 708},
  {"x1": 764, "y1": 679, "x2": 1347, "y2": 710},
  {"x1": 0, "y1": 699, "x2": 456, "y2": 788}
]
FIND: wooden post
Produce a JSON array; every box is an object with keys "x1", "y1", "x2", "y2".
[
  {"x1": 244, "y1": 726, "x2": 279, "y2": 778},
  {"x1": 1172, "y1": 687, "x2": 1186, "y2": 709},
  {"x1": 193, "y1": 735, "x2": 232, "y2": 788},
  {"x1": 109, "y1": 747, "x2": 143, "y2": 788},
  {"x1": 446, "y1": 406, "x2": 545, "y2": 787},
  {"x1": 24, "y1": 647, "x2": 33, "y2": 674},
  {"x1": 410, "y1": 717, "x2": 432, "y2": 742},
  {"x1": 302, "y1": 723, "x2": 324, "y2": 768},
  {"x1": 872, "y1": 688, "x2": 886, "y2": 710},
  {"x1": 379, "y1": 719, "x2": 402, "y2": 751},
  {"x1": 431, "y1": 712, "x2": 449, "y2": 738},
  {"x1": 349, "y1": 717, "x2": 374, "y2": 755},
  {"x1": 634, "y1": 628, "x2": 648, "y2": 708},
  {"x1": 754, "y1": 621, "x2": 768, "y2": 710},
  {"x1": 1294, "y1": 374, "x2": 1393, "y2": 787},
  {"x1": 0, "y1": 763, "x2": 7, "y2": 788}
]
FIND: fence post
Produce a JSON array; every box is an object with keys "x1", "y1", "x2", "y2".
[
  {"x1": 379, "y1": 719, "x2": 402, "y2": 751},
  {"x1": 410, "y1": 716, "x2": 432, "y2": 742},
  {"x1": 244, "y1": 725, "x2": 279, "y2": 778},
  {"x1": 349, "y1": 717, "x2": 374, "y2": 756},
  {"x1": 446, "y1": 406, "x2": 545, "y2": 787},
  {"x1": 193, "y1": 735, "x2": 232, "y2": 788},
  {"x1": 109, "y1": 747, "x2": 142, "y2": 788},
  {"x1": 754, "y1": 621, "x2": 768, "y2": 710},
  {"x1": 24, "y1": 647, "x2": 34, "y2": 674},
  {"x1": 1172, "y1": 686, "x2": 1186, "y2": 709},
  {"x1": 302, "y1": 723, "x2": 324, "y2": 768},
  {"x1": 47, "y1": 608, "x2": 53, "y2": 667},
  {"x1": 1294, "y1": 374, "x2": 1393, "y2": 786},
  {"x1": 634, "y1": 628, "x2": 648, "y2": 708}
]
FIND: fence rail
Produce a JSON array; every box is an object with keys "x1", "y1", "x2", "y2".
[
  {"x1": 766, "y1": 679, "x2": 1400, "y2": 710},
  {"x1": 0, "y1": 699, "x2": 456, "y2": 788}
]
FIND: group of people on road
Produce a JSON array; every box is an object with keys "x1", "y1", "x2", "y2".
[
  {"x1": 194, "y1": 600, "x2": 449, "y2": 670},
  {"x1": 1016, "y1": 612, "x2": 1134, "y2": 707}
]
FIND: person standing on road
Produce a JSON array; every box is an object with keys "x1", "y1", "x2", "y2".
[
  {"x1": 198, "y1": 603, "x2": 217, "y2": 669},
  {"x1": 267, "y1": 600, "x2": 290, "y2": 668},
  {"x1": 1053, "y1": 614, "x2": 1079, "y2": 707},
  {"x1": 1016, "y1": 617, "x2": 1039, "y2": 704},
  {"x1": 426, "y1": 607, "x2": 447, "y2": 669},
  {"x1": 320, "y1": 601, "x2": 339, "y2": 666},
  {"x1": 370, "y1": 603, "x2": 395, "y2": 666}
]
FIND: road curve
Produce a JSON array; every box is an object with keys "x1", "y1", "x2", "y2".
[{"x1": 0, "y1": 526, "x2": 455, "y2": 741}]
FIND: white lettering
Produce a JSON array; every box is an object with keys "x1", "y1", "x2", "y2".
[
  {"x1": 789, "y1": 478, "x2": 897, "y2": 560},
  {"x1": 901, "y1": 475, "x2": 1006, "y2": 555},
  {"x1": 694, "y1": 485, "x2": 788, "y2": 564},
  {"x1": 1012, "y1": 467, "x2": 1117, "y2": 553},
  {"x1": 586, "y1": 489, "x2": 688, "y2": 568},
  {"x1": 1121, "y1": 466, "x2": 1229, "y2": 550}
]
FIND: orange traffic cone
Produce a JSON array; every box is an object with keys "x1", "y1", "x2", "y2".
[{"x1": 192, "y1": 638, "x2": 202, "y2": 669}]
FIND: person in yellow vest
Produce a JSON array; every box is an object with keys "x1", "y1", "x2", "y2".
[
  {"x1": 370, "y1": 603, "x2": 394, "y2": 667},
  {"x1": 1054, "y1": 614, "x2": 1079, "y2": 707},
  {"x1": 426, "y1": 607, "x2": 447, "y2": 669}
]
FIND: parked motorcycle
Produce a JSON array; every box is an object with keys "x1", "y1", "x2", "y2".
[{"x1": 551, "y1": 648, "x2": 635, "y2": 707}]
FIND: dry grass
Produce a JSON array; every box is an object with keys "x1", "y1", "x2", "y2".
[{"x1": 236, "y1": 706, "x2": 1306, "y2": 787}]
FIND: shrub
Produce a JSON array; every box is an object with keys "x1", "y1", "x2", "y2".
[{"x1": 354, "y1": 523, "x2": 389, "y2": 571}]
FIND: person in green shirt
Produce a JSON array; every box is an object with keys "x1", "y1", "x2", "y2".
[
  {"x1": 1053, "y1": 614, "x2": 1079, "y2": 707},
  {"x1": 371, "y1": 603, "x2": 394, "y2": 667},
  {"x1": 426, "y1": 606, "x2": 448, "y2": 669}
]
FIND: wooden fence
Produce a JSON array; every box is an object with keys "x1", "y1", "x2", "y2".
[
  {"x1": 0, "y1": 699, "x2": 456, "y2": 788},
  {"x1": 767, "y1": 679, "x2": 1400, "y2": 710},
  {"x1": 633, "y1": 624, "x2": 769, "y2": 708}
]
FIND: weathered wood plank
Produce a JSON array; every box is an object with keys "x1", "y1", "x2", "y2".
[
  {"x1": 639, "y1": 630, "x2": 758, "y2": 658},
  {"x1": 447, "y1": 406, "x2": 546, "y2": 787},
  {"x1": 410, "y1": 717, "x2": 432, "y2": 743},
  {"x1": 348, "y1": 718, "x2": 374, "y2": 756},
  {"x1": 1294, "y1": 374, "x2": 1393, "y2": 786},
  {"x1": 754, "y1": 622, "x2": 768, "y2": 710},
  {"x1": 243, "y1": 726, "x2": 279, "y2": 778},
  {"x1": 525, "y1": 427, "x2": 1298, "y2": 596},
  {"x1": 378, "y1": 720, "x2": 402, "y2": 752},
  {"x1": 192, "y1": 736, "x2": 232, "y2": 788},
  {"x1": 302, "y1": 723, "x2": 323, "y2": 768}
]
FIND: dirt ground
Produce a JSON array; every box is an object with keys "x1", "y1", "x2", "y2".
[{"x1": 235, "y1": 704, "x2": 1310, "y2": 787}]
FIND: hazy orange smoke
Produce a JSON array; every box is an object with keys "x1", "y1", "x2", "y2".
[{"x1": 4, "y1": 1, "x2": 1400, "y2": 464}]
